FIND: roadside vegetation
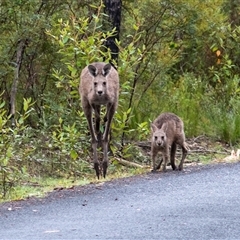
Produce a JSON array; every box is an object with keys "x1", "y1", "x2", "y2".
[{"x1": 1, "y1": 0, "x2": 240, "y2": 201}]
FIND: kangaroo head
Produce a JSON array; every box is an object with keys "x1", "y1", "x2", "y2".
[
  {"x1": 88, "y1": 63, "x2": 112, "y2": 96},
  {"x1": 151, "y1": 123, "x2": 168, "y2": 147}
]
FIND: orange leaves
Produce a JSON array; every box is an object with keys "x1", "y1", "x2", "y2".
[
  {"x1": 216, "y1": 50, "x2": 221, "y2": 57},
  {"x1": 216, "y1": 49, "x2": 221, "y2": 64}
]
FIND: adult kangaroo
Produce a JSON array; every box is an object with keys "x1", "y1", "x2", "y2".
[{"x1": 79, "y1": 62, "x2": 119, "y2": 178}]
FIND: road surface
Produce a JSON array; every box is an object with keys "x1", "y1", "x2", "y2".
[{"x1": 0, "y1": 163, "x2": 240, "y2": 239}]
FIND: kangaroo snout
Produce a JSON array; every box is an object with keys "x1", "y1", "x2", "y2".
[
  {"x1": 97, "y1": 90, "x2": 103, "y2": 96},
  {"x1": 155, "y1": 138, "x2": 163, "y2": 147},
  {"x1": 153, "y1": 134, "x2": 165, "y2": 147}
]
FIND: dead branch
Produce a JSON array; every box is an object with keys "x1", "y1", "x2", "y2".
[
  {"x1": 187, "y1": 149, "x2": 228, "y2": 155},
  {"x1": 114, "y1": 157, "x2": 145, "y2": 168},
  {"x1": 135, "y1": 141, "x2": 230, "y2": 156}
]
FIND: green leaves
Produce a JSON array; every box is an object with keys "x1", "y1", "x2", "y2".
[
  {"x1": 1, "y1": 0, "x2": 240, "y2": 200},
  {"x1": 0, "y1": 98, "x2": 31, "y2": 198}
]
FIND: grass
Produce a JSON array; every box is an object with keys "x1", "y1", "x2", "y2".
[
  {"x1": 0, "y1": 177, "x2": 90, "y2": 203},
  {"x1": 0, "y1": 165, "x2": 147, "y2": 203},
  {"x1": 1, "y1": 136, "x2": 239, "y2": 204}
]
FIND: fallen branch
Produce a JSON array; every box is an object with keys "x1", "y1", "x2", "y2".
[
  {"x1": 114, "y1": 157, "x2": 145, "y2": 168},
  {"x1": 135, "y1": 141, "x2": 151, "y2": 148},
  {"x1": 188, "y1": 149, "x2": 229, "y2": 155},
  {"x1": 136, "y1": 141, "x2": 229, "y2": 156}
]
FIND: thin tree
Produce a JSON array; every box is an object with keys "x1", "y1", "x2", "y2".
[{"x1": 10, "y1": 39, "x2": 28, "y2": 126}]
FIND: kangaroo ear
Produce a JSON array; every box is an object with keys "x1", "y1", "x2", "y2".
[
  {"x1": 161, "y1": 122, "x2": 168, "y2": 132},
  {"x1": 151, "y1": 123, "x2": 158, "y2": 132},
  {"x1": 102, "y1": 63, "x2": 112, "y2": 77},
  {"x1": 88, "y1": 65, "x2": 98, "y2": 77}
]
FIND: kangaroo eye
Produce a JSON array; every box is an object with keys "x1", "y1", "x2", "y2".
[
  {"x1": 103, "y1": 82, "x2": 106, "y2": 86},
  {"x1": 94, "y1": 82, "x2": 97, "y2": 86},
  {"x1": 161, "y1": 136, "x2": 164, "y2": 140},
  {"x1": 154, "y1": 136, "x2": 158, "y2": 141}
]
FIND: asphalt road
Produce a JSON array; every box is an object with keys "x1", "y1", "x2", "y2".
[{"x1": 1, "y1": 163, "x2": 240, "y2": 239}]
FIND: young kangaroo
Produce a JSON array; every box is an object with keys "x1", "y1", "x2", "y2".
[
  {"x1": 79, "y1": 62, "x2": 119, "y2": 178},
  {"x1": 151, "y1": 112, "x2": 188, "y2": 172}
]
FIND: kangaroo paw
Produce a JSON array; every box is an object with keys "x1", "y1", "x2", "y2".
[
  {"x1": 94, "y1": 162, "x2": 100, "y2": 179},
  {"x1": 178, "y1": 165, "x2": 183, "y2": 171},
  {"x1": 171, "y1": 164, "x2": 177, "y2": 170},
  {"x1": 102, "y1": 161, "x2": 108, "y2": 178}
]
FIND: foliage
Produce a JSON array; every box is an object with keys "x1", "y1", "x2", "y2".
[
  {"x1": 0, "y1": 98, "x2": 33, "y2": 198},
  {"x1": 1, "y1": 0, "x2": 240, "y2": 200}
]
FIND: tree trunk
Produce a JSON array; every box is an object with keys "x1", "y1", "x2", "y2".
[
  {"x1": 104, "y1": 0, "x2": 122, "y2": 67},
  {"x1": 230, "y1": 0, "x2": 240, "y2": 27},
  {"x1": 103, "y1": 0, "x2": 122, "y2": 153},
  {"x1": 10, "y1": 39, "x2": 28, "y2": 126}
]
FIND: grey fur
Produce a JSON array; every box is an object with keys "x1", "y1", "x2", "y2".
[
  {"x1": 151, "y1": 112, "x2": 189, "y2": 172},
  {"x1": 79, "y1": 62, "x2": 119, "y2": 178}
]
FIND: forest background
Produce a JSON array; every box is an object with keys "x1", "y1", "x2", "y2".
[{"x1": 1, "y1": 0, "x2": 240, "y2": 200}]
